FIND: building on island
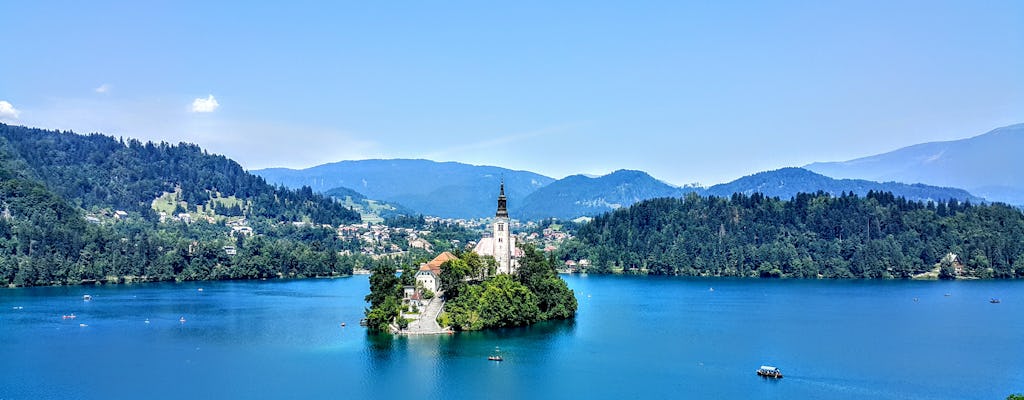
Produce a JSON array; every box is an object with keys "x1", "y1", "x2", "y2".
[
  {"x1": 473, "y1": 181, "x2": 523, "y2": 274},
  {"x1": 415, "y1": 251, "x2": 458, "y2": 293},
  {"x1": 412, "y1": 183, "x2": 523, "y2": 294}
]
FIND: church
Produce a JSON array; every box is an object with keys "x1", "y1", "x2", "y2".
[
  {"x1": 472, "y1": 181, "x2": 522, "y2": 274},
  {"x1": 415, "y1": 182, "x2": 522, "y2": 294}
]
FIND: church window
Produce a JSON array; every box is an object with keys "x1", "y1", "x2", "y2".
[
  {"x1": 498, "y1": 238, "x2": 502, "y2": 242},
  {"x1": 498, "y1": 224, "x2": 504, "y2": 231}
]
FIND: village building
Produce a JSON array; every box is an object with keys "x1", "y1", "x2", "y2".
[
  {"x1": 473, "y1": 182, "x2": 523, "y2": 274},
  {"x1": 415, "y1": 251, "x2": 458, "y2": 293}
]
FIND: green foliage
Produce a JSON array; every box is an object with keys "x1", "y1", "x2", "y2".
[
  {"x1": 0, "y1": 123, "x2": 359, "y2": 225},
  {"x1": 439, "y1": 258, "x2": 471, "y2": 298},
  {"x1": 1007, "y1": 394, "x2": 1024, "y2": 400},
  {"x1": 562, "y1": 192, "x2": 1024, "y2": 279},
  {"x1": 0, "y1": 125, "x2": 368, "y2": 287},
  {"x1": 363, "y1": 257, "x2": 418, "y2": 332},
  {"x1": 442, "y1": 248, "x2": 576, "y2": 331}
]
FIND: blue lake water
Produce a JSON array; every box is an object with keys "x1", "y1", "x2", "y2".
[{"x1": 1, "y1": 275, "x2": 1022, "y2": 399}]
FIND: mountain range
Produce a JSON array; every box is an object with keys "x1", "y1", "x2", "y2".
[
  {"x1": 255, "y1": 163, "x2": 986, "y2": 220},
  {"x1": 250, "y1": 123, "x2": 1024, "y2": 220},
  {"x1": 255, "y1": 159, "x2": 552, "y2": 218},
  {"x1": 806, "y1": 123, "x2": 1024, "y2": 205}
]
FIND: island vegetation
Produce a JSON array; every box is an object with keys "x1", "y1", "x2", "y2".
[
  {"x1": 559, "y1": 191, "x2": 1024, "y2": 279},
  {"x1": 363, "y1": 244, "x2": 577, "y2": 333}
]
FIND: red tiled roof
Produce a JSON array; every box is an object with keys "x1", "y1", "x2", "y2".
[{"x1": 419, "y1": 251, "x2": 458, "y2": 274}]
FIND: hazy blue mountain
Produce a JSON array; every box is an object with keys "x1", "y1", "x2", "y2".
[
  {"x1": 805, "y1": 123, "x2": 1024, "y2": 205},
  {"x1": 512, "y1": 170, "x2": 692, "y2": 220},
  {"x1": 514, "y1": 167, "x2": 981, "y2": 221},
  {"x1": 704, "y1": 168, "x2": 984, "y2": 203},
  {"x1": 253, "y1": 159, "x2": 554, "y2": 218}
]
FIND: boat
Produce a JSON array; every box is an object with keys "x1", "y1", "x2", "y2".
[
  {"x1": 62, "y1": 314, "x2": 77, "y2": 320},
  {"x1": 83, "y1": 294, "x2": 92, "y2": 301},
  {"x1": 990, "y1": 298, "x2": 1001, "y2": 304},
  {"x1": 359, "y1": 318, "x2": 368, "y2": 326},
  {"x1": 488, "y1": 347, "x2": 504, "y2": 362},
  {"x1": 756, "y1": 365, "x2": 783, "y2": 379},
  {"x1": 179, "y1": 316, "x2": 187, "y2": 323}
]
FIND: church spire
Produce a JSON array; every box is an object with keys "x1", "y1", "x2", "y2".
[{"x1": 496, "y1": 179, "x2": 508, "y2": 218}]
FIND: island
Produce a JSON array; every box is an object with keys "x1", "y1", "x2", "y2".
[{"x1": 364, "y1": 183, "x2": 577, "y2": 333}]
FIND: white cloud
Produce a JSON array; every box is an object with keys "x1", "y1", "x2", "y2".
[
  {"x1": 191, "y1": 95, "x2": 219, "y2": 113},
  {"x1": 94, "y1": 84, "x2": 111, "y2": 94},
  {"x1": 0, "y1": 100, "x2": 20, "y2": 120}
]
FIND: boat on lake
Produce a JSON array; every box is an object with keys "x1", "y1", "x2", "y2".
[
  {"x1": 83, "y1": 294, "x2": 92, "y2": 301},
  {"x1": 990, "y1": 298, "x2": 1001, "y2": 303},
  {"x1": 488, "y1": 347, "x2": 503, "y2": 362},
  {"x1": 756, "y1": 365, "x2": 783, "y2": 378}
]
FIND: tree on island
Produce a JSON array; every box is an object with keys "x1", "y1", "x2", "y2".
[
  {"x1": 363, "y1": 243, "x2": 578, "y2": 333},
  {"x1": 440, "y1": 244, "x2": 577, "y2": 331}
]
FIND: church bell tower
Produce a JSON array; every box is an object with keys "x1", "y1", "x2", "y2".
[{"x1": 493, "y1": 180, "x2": 512, "y2": 274}]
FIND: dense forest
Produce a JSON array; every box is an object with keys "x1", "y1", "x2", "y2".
[
  {"x1": 0, "y1": 124, "x2": 369, "y2": 287},
  {"x1": 0, "y1": 123, "x2": 360, "y2": 225},
  {"x1": 363, "y1": 246, "x2": 577, "y2": 333},
  {"x1": 559, "y1": 192, "x2": 1024, "y2": 279}
]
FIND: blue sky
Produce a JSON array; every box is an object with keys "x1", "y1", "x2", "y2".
[{"x1": 2, "y1": 1, "x2": 1022, "y2": 185}]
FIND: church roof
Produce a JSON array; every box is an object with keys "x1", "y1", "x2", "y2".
[{"x1": 419, "y1": 251, "x2": 458, "y2": 275}]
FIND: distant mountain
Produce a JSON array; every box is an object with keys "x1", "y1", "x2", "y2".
[
  {"x1": 805, "y1": 123, "x2": 1024, "y2": 205},
  {"x1": 253, "y1": 159, "x2": 554, "y2": 218},
  {"x1": 513, "y1": 167, "x2": 980, "y2": 221},
  {"x1": 512, "y1": 170, "x2": 691, "y2": 220},
  {"x1": 705, "y1": 168, "x2": 983, "y2": 203}
]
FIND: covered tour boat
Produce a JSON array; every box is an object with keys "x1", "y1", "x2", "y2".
[{"x1": 756, "y1": 365, "x2": 783, "y2": 378}]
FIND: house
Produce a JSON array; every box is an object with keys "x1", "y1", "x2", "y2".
[
  {"x1": 402, "y1": 285, "x2": 424, "y2": 310},
  {"x1": 408, "y1": 237, "x2": 433, "y2": 252},
  {"x1": 232, "y1": 226, "x2": 254, "y2": 236},
  {"x1": 415, "y1": 251, "x2": 458, "y2": 293},
  {"x1": 223, "y1": 246, "x2": 237, "y2": 256}
]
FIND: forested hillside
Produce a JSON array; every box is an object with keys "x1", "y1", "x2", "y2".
[
  {"x1": 0, "y1": 124, "x2": 359, "y2": 225},
  {"x1": 0, "y1": 124, "x2": 367, "y2": 287},
  {"x1": 560, "y1": 192, "x2": 1024, "y2": 279}
]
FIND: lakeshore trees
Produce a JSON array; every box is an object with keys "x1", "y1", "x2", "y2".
[
  {"x1": 561, "y1": 192, "x2": 1024, "y2": 279},
  {"x1": 0, "y1": 123, "x2": 367, "y2": 286}
]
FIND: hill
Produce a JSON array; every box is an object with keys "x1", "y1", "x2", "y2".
[
  {"x1": 705, "y1": 168, "x2": 983, "y2": 203},
  {"x1": 512, "y1": 170, "x2": 690, "y2": 220},
  {"x1": 253, "y1": 159, "x2": 554, "y2": 218},
  {"x1": 512, "y1": 168, "x2": 979, "y2": 221},
  {"x1": 322, "y1": 186, "x2": 415, "y2": 223},
  {"x1": 559, "y1": 192, "x2": 1024, "y2": 279},
  {"x1": 805, "y1": 123, "x2": 1024, "y2": 205},
  {"x1": 0, "y1": 123, "x2": 366, "y2": 287},
  {"x1": 0, "y1": 123, "x2": 360, "y2": 225}
]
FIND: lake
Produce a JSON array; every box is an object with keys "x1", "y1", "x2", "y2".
[{"x1": 1, "y1": 275, "x2": 1021, "y2": 399}]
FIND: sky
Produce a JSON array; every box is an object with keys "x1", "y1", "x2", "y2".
[{"x1": 2, "y1": 1, "x2": 1022, "y2": 186}]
